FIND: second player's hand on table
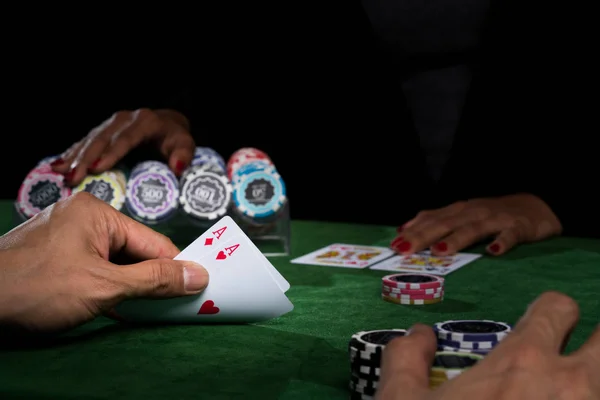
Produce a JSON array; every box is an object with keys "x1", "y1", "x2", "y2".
[
  {"x1": 0, "y1": 193, "x2": 208, "y2": 333},
  {"x1": 50, "y1": 108, "x2": 195, "y2": 186},
  {"x1": 390, "y1": 194, "x2": 562, "y2": 256},
  {"x1": 376, "y1": 291, "x2": 600, "y2": 400}
]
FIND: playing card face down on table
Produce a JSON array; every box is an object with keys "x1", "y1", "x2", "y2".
[
  {"x1": 290, "y1": 243, "x2": 395, "y2": 268},
  {"x1": 114, "y1": 217, "x2": 293, "y2": 324}
]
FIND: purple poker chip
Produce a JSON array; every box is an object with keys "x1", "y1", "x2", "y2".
[{"x1": 125, "y1": 171, "x2": 179, "y2": 223}]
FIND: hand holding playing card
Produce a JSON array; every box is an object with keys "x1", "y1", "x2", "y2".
[
  {"x1": 115, "y1": 217, "x2": 293, "y2": 324},
  {"x1": 0, "y1": 193, "x2": 208, "y2": 334},
  {"x1": 390, "y1": 194, "x2": 562, "y2": 256}
]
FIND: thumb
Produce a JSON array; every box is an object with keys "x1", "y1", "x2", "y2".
[
  {"x1": 376, "y1": 324, "x2": 437, "y2": 400},
  {"x1": 120, "y1": 259, "x2": 209, "y2": 299}
]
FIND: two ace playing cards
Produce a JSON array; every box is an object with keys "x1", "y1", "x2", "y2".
[
  {"x1": 291, "y1": 244, "x2": 481, "y2": 275},
  {"x1": 115, "y1": 216, "x2": 293, "y2": 324}
]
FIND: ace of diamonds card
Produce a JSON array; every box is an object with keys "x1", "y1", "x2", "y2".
[{"x1": 290, "y1": 243, "x2": 394, "y2": 268}]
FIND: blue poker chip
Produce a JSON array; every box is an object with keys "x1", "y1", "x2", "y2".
[
  {"x1": 436, "y1": 338, "x2": 495, "y2": 351},
  {"x1": 232, "y1": 168, "x2": 286, "y2": 220},
  {"x1": 437, "y1": 346, "x2": 489, "y2": 356},
  {"x1": 192, "y1": 147, "x2": 226, "y2": 169},
  {"x1": 231, "y1": 160, "x2": 273, "y2": 184},
  {"x1": 125, "y1": 170, "x2": 179, "y2": 223},
  {"x1": 433, "y1": 320, "x2": 511, "y2": 343}
]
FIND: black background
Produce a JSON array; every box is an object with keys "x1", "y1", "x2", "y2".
[
  {"x1": 2, "y1": 3, "x2": 596, "y2": 229},
  {"x1": 3, "y1": 4, "x2": 368, "y2": 197}
]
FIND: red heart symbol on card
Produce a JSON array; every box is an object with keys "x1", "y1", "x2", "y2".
[
  {"x1": 197, "y1": 300, "x2": 220, "y2": 315},
  {"x1": 216, "y1": 251, "x2": 227, "y2": 260}
]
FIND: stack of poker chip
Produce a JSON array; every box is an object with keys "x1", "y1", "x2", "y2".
[
  {"x1": 179, "y1": 147, "x2": 232, "y2": 223},
  {"x1": 348, "y1": 329, "x2": 407, "y2": 399},
  {"x1": 227, "y1": 148, "x2": 287, "y2": 224},
  {"x1": 428, "y1": 351, "x2": 483, "y2": 389},
  {"x1": 73, "y1": 170, "x2": 127, "y2": 210},
  {"x1": 191, "y1": 146, "x2": 226, "y2": 171},
  {"x1": 125, "y1": 161, "x2": 180, "y2": 224},
  {"x1": 434, "y1": 320, "x2": 512, "y2": 356},
  {"x1": 16, "y1": 160, "x2": 72, "y2": 220},
  {"x1": 348, "y1": 330, "x2": 483, "y2": 398},
  {"x1": 381, "y1": 273, "x2": 445, "y2": 305}
]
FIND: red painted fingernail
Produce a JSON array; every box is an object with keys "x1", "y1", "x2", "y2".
[
  {"x1": 397, "y1": 241, "x2": 411, "y2": 252},
  {"x1": 390, "y1": 236, "x2": 404, "y2": 247},
  {"x1": 89, "y1": 158, "x2": 101, "y2": 170},
  {"x1": 489, "y1": 243, "x2": 500, "y2": 253},
  {"x1": 435, "y1": 242, "x2": 448, "y2": 252},
  {"x1": 50, "y1": 158, "x2": 64, "y2": 167},
  {"x1": 64, "y1": 169, "x2": 75, "y2": 182},
  {"x1": 175, "y1": 160, "x2": 186, "y2": 174}
]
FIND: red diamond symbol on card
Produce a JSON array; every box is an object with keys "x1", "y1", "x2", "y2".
[{"x1": 204, "y1": 238, "x2": 213, "y2": 246}]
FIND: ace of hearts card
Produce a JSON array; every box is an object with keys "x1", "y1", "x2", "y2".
[
  {"x1": 369, "y1": 250, "x2": 481, "y2": 275},
  {"x1": 290, "y1": 243, "x2": 395, "y2": 268},
  {"x1": 114, "y1": 217, "x2": 293, "y2": 324}
]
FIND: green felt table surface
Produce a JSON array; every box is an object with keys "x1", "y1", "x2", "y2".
[{"x1": 0, "y1": 200, "x2": 599, "y2": 399}]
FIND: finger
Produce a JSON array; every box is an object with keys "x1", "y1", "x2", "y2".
[
  {"x1": 395, "y1": 202, "x2": 470, "y2": 255},
  {"x1": 109, "y1": 209, "x2": 182, "y2": 261},
  {"x1": 78, "y1": 114, "x2": 136, "y2": 175},
  {"x1": 159, "y1": 129, "x2": 195, "y2": 176},
  {"x1": 51, "y1": 141, "x2": 84, "y2": 173},
  {"x1": 486, "y1": 227, "x2": 521, "y2": 256},
  {"x1": 431, "y1": 217, "x2": 509, "y2": 256},
  {"x1": 377, "y1": 324, "x2": 437, "y2": 400},
  {"x1": 119, "y1": 259, "x2": 209, "y2": 298},
  {"x1": 99, "y1": 109, "x2": 162, "y2": 168},
  {"x1": 571, "y1": 324, "x2": 600, "y2": 367},
  {"x1": 512, "y1": 291, "x2": 580, "y2": 353}
]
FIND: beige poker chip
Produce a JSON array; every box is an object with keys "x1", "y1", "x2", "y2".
[{"x1": 74, "y1": 172, "x2": 125, "y2": 210}]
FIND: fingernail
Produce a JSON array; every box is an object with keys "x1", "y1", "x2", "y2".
[
  {"x1": 397, "y1": 241, "x2": 411, "y2": 252},
  {"x1": 175, "y1": 160, "x2": 186, "y2": 175},
  {"x1": 390, "y1": 236, "x2": 404, "y2": 248},
  {"x1": 434, "y1": 242, "x2": 448, "y2": 252},
  {"x1": 489, "y1": 243, "x2": 500, "y2": 253},
  {"x1": 184, "y1": 262, "x2": 209, "y2": 292},
  {"x1": 50, "y1": 158, "x2": 64, "y2": 167},
  {"x1": 89, "y1": 158, "x2": 101, "y2": 170},
  {"x1": 64, "y1": 169, "x2": 75, "y2": 182}
]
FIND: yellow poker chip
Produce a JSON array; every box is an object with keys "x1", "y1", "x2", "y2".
[
  {"x1": 428, "y1": 351, "x2": 483, "y2": 388},
  {"x1": 74, "y1": 173, "x2": 125, "y2": 210},
  {"x1": 382, "y1": 294, "x2": 444, "y2": 305},
  {"x1": 109, "y1": 170, "x2": 127, "y2": 191}
]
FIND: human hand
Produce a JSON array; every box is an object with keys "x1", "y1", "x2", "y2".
[
  {"x1": 51, "y1": 108, "x2": 195, "y2": 185},
  {"x1": 377, "y1": 291, "x2": 600, "y2": 400},
  {"x1": 390, "y1": 194, "x2": 562, "y2": 256},
  {"x1": 0, "y1": 192, "x2": 208, "y2": 333}
]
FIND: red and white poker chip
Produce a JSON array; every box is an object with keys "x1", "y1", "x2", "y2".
[
  {"x1": 17, "y1": 167, "x2": 72, "y2": 218},
  {"x1": 226, "y1": 148, "x2": 272, "y2": 178},
  {"x1": 381, "y1": 273, "x2": 445, "y2": 290}
]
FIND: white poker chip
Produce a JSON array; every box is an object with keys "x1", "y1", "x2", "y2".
[{"x1": 179, "y1": 169, "x2": 232, "y2": 221}]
